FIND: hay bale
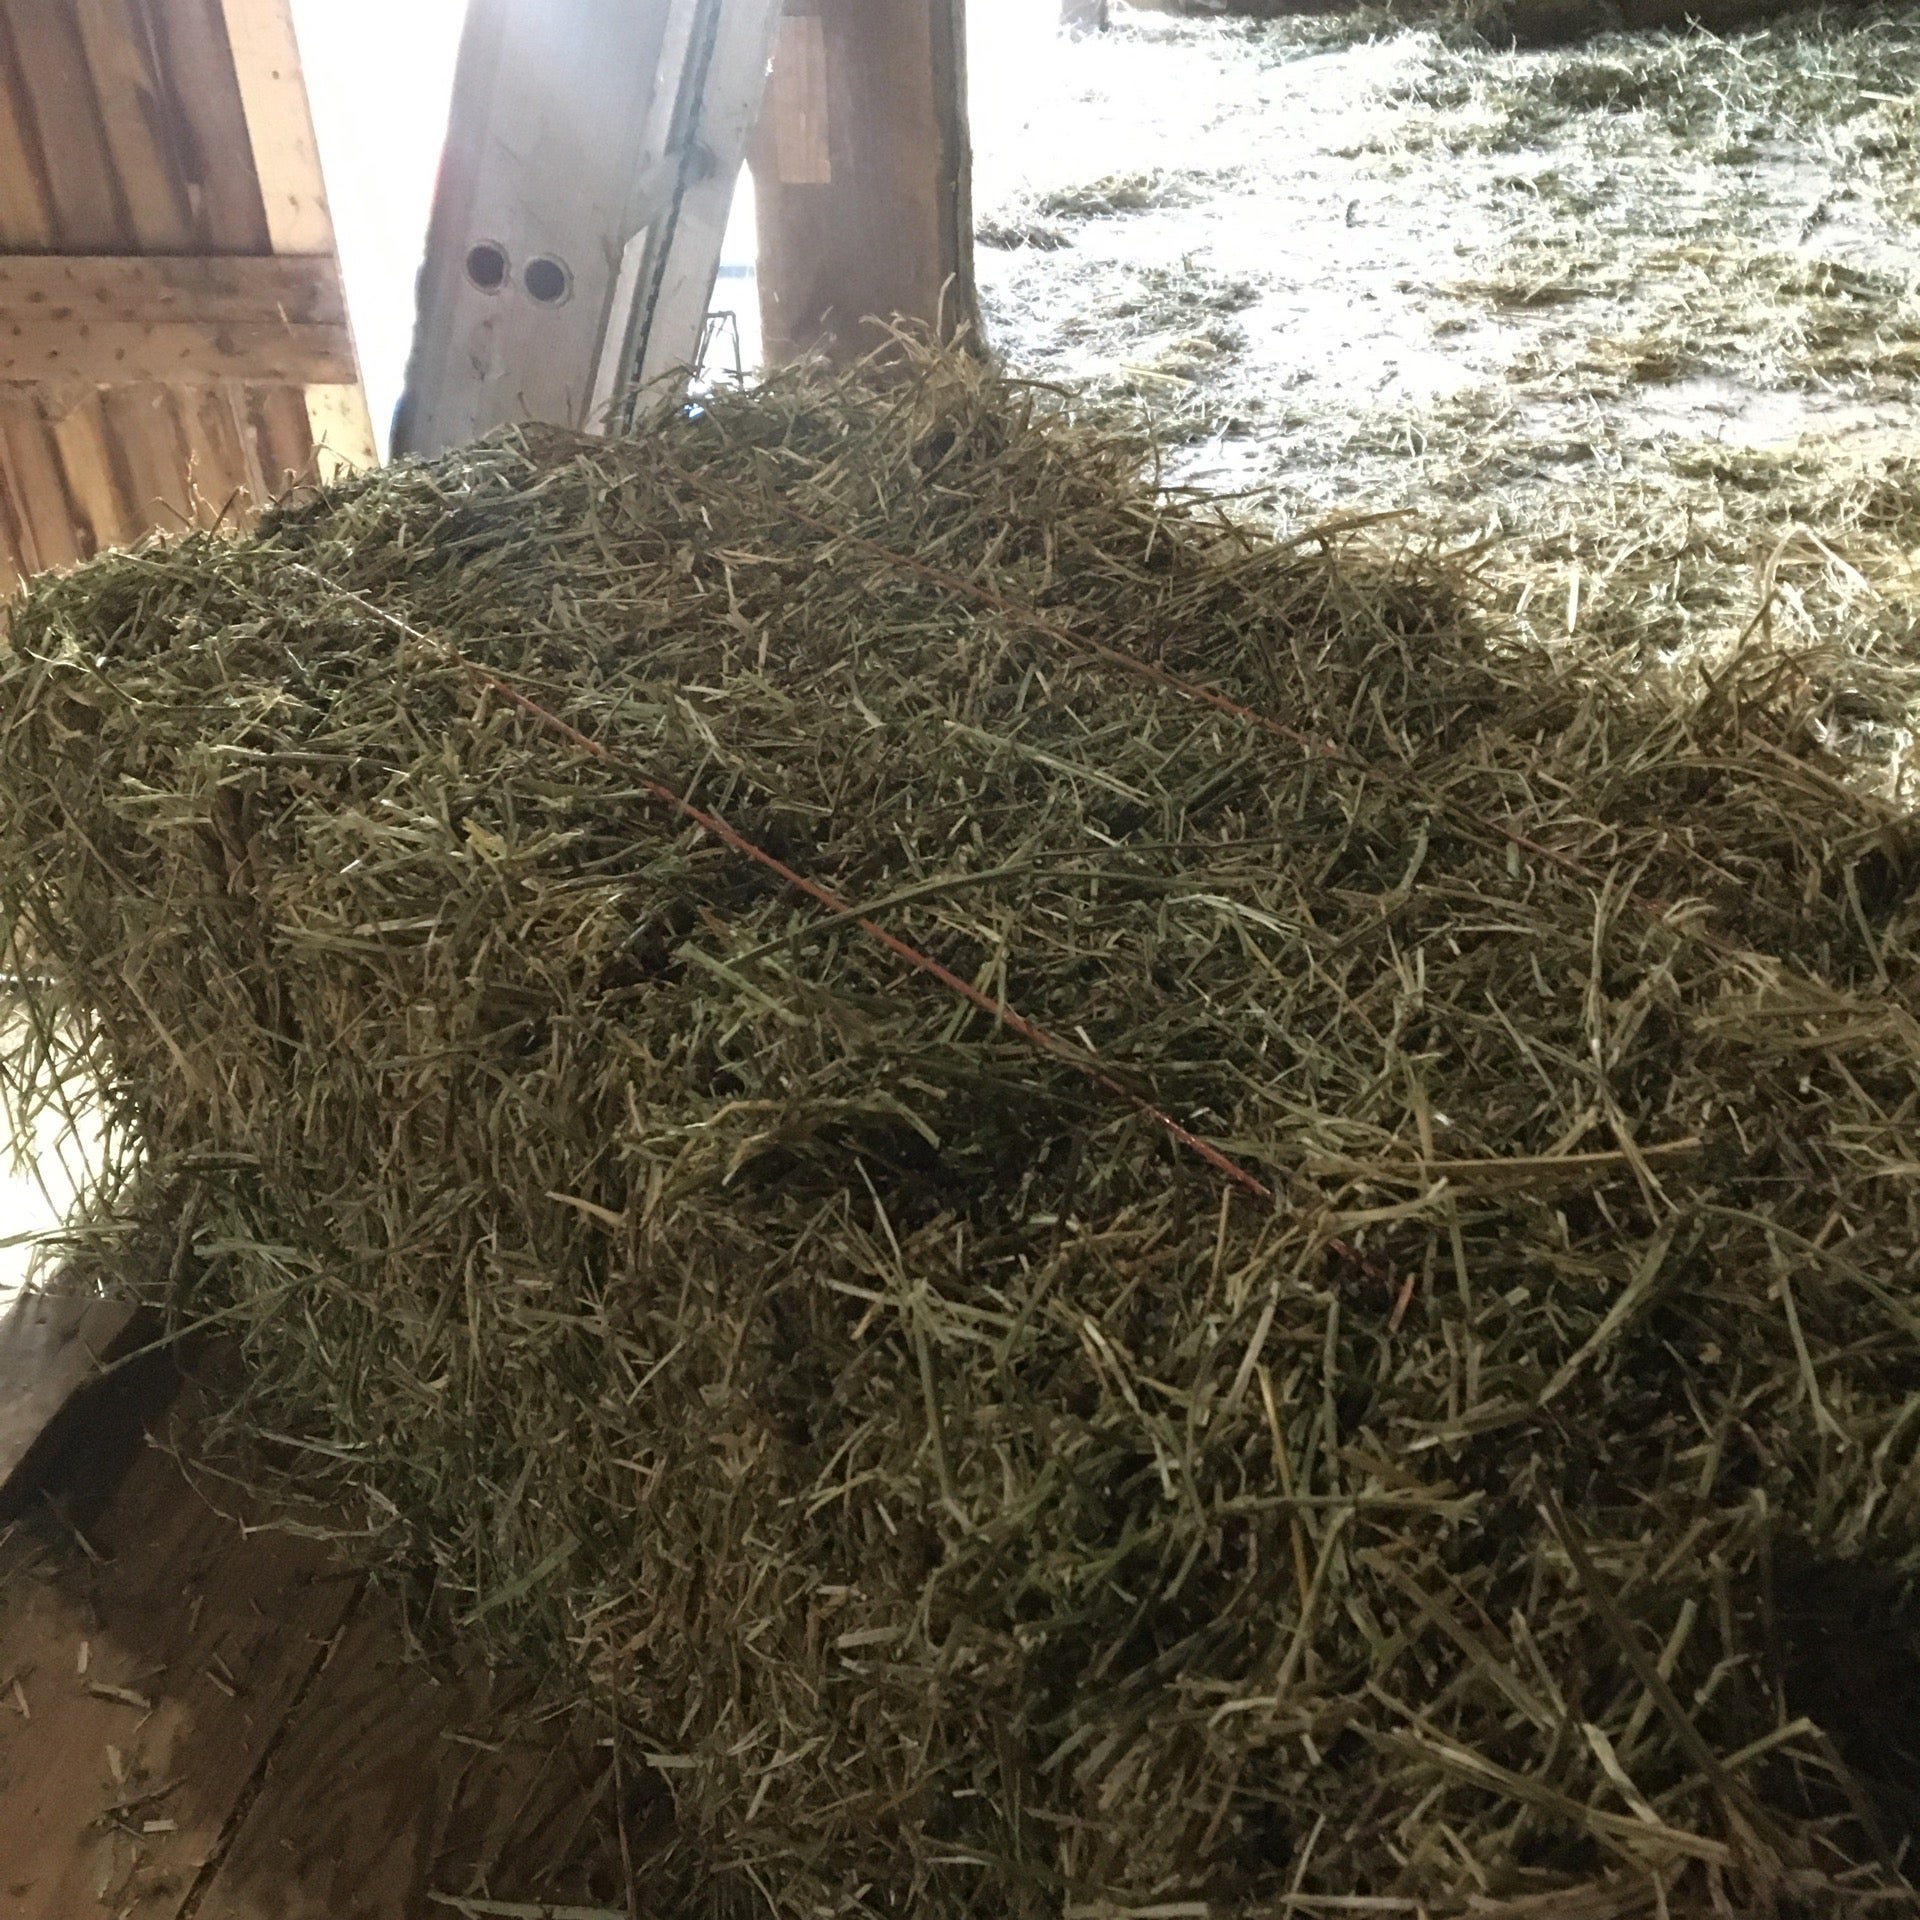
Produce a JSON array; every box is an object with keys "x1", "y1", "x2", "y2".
[{"x1": 3, "y1": 354, "x2": 1919, "y2": 1917}]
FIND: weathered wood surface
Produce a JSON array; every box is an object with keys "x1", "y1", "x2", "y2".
[
  {"x1": 0, "y1": 1378, "x2": 638, "y2": 1916},
  {"x1": 750, "y1": 0, "x2": 977, "y2": 364},
  {"x1": 0, "y1": 254, "x2": 347, "y2": 327},
  {"x1": 190, "y1": 1598, "x2": 631, "y2": 1920},
  {"x1": 401, "y1": 0, "x2": 782, "y2": 454},
  {"x1": 625, "y1": 0, "x2": 785, "y2": 397},
  {"x1": 0, "y1": 317, "x2": 355, "y2": 385},
  {"x1": 0, "y1": 1292, "x2": 137, "y2": 1503},
  {"x1": 0, "y1": 1412, "x2": 359, "y2": 1917},
  {"x1": 397, "y1": 0, "x2": 676, "y2": 455},
  {"x1": 0, "y1": 0, "x2": 374, "y2": 586}
]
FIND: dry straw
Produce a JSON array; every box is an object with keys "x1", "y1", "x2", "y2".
[{"x1": 3, "y1": 349, "x2": 1918, "y2": 1917}]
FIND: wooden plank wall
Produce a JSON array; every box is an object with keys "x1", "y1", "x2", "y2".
[{"x1": 0, "y1": 0, "x2": 375, "y2": 592}]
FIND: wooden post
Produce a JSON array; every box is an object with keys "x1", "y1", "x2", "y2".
[{"x1": 749, "y1": 0, "x2": 976, "y2": 366}]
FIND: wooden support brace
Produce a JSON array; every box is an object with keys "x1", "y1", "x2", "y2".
[
  {"x1": 750, "y1": 0, "x2": 977, "y2": 365},
  {"x1": 218, "y1": 0, "x2": 379, "y2": 470},
  {"x1": 0, "y1": 253, "x2": 355, "y2": 385}
]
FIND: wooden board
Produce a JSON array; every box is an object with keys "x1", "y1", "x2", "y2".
[
  {"x1": 0, "y1": 1384, "x2": 641, "y2": 1917},
  {"x1": 0, "y1": 1292, "x2": 138, "y2": 1504},
  {"x1": 0, "y1": 317, "x2": 354, "y2": 385},
  {"x1": 398, "y1": 0, "x2": 782, "y2": 455},
  {"x1": 0, "y1": 386, "x2": 85, "y2": 575},
  {"x1": 216, "y1": 0, "x2": 374, "y2": 468},
  {"x1": 0, "y1": 253, "x2": 346, "y2": 325},
  {"x1": 216, "y1": 0, "x2": 335, "y2": 254},
  {"x1": 1, "y1": 0, "x2": 126, "y2": 252},
  {"x1": 0, "y1": 1418, "x2": 360, "y2": 1917},
  {"x1": 626, "y1": 0, "x2": 786, "y2": 396},
  {"x1": 188, "y1": 1602, "x2": 629, "y2": 1920},
  {"x1": 72, "y1": 0, "x2": 197, "y2": 250},
  {"x1": 749, "y1": 0, "x2": 977, "y2": 365},
  {"x1": 396, "y1": 0, "x2": 678, "y2": 455}
]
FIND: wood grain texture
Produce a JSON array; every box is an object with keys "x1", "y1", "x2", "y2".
[
  {"x1": 0, "y1": 36, "x2": 55, "y2": 246},
  {"x1": 760, "y1": 11, "x2": 831, "y2": 186},
  {"x1": 46, "y1": 384, "x2": 132, "y2": 544},
  {"x1": 0, "y1": 1377, "x2": 643, "y2": 1918},
  {"x1": 0, "y1": 1431, "x2": 359, "y2": 1919},
  {"x1": 750, "y1": 0, "x2": 977, "y2": 364},
  {"x1": 73, "y1": 0, "x2": 195, "y2": 249},
  {"x1": 303, "y1": 381, "x2": 377, "y2": 479},
  {"x1": 0, "y1": 388, "x2": 85, "y2": 568},
  {"x1": 241, "y1": 379, "x2": 316, "y2": 492},
  {"x1": 2, "y1": 0, "x2": 126, "y2": 250},
  {"x1": 134, "y1": 0, "x2": 272, "y2": 254},
  {"x1": 100, "y1": 382, "x2": 195, "y2": 529},
  {"x1": 189, "y1": 1602, "x2": 632, "y2": 1920},
  {"x1": 0, "y1": 252, "x2": 342, "y2": 325},
  {"x1": 0, "y1": 316, "x2": 354, "y2": 384},
  {"x1": 215, "y1": 0, "x2": 330, "y2": 253},
  {"x1": 0, "y1": 1293, "x2": 137, "y2": 1502},
  {"x1": 0, "y1": 1, "x2": 364, "y2": 584},
  {"x1": 176, "y1": 380, "x2": 255, "y2": 524}
]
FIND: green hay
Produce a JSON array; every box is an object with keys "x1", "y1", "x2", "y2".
[{"x1": 3, "y1": 353, "x2": 1920, "y2": 1917}]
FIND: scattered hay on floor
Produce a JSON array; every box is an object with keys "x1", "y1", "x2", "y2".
[
  {"x1": 4, "y1": 352, "x2": 1920, "y2": 1918},
  {"x1": 1129, "y1": 0, "x2": 1883, "y2": 48}
]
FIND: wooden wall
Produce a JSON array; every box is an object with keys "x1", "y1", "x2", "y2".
[{"x1": 0, "y1": 0, "x2": 373, "y2": 592}]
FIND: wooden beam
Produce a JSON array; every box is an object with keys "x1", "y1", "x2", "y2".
[
  {"x1": 626, "y1": 0, "x2": 786, "y2": 395},
  {"x1": 0, "y1": 320, "x2": 353, "y2": 386},
  {"x1": 0, "y1": 252, "x2": 347, "y2": 326},
  {"x1": 0, "y1": 252, "x2": 353, "y2": 385},
  {"x1": 216, "y1": 0, "x2": 337, "y2": 256},
  {"x1": 749, "y1": 0, "x2": 977, "y2": 366},
  {"x1": 401, "y1": 0, "x2": 783, "y2": 453},
  {"x1": 1, "y1": 0, "x2": 127, "y2": 251},
  {"x1": 73, "y1": 0, "x2": 197, "y2": 250},
  {"x1": 139, "y1": 0, "x2": 275, "y2": 252},
  {"x1": 217, "y1": 0, "x2": 377, "y2": 467},
  {"x1": 397, "y1": 0, "x2": 679, "y2": 454}
]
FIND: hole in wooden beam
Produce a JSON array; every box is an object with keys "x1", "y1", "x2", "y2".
[
  {"x1": 523, "y1": 256, "x2": 572, "y2": 305},
  {"x1": 464, "y1": 242, "x2": 509, "y2": 293}
]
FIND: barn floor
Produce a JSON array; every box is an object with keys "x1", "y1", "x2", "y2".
[
  {"x1": 0, "y1": 1307, "x2": 642, "y2": 1920},
  {"x1": 970, "y1": 1, "x2": 1920, "y2": 741}
]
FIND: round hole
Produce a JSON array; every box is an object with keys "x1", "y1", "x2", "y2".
[
  {"x1": 464, "y1": 241, "x2": 509, "y2": 292},
  {"x1": 524, "y1": 256, "x2": 571, "y2": 305}
]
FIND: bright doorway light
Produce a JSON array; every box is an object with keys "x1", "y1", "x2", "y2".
[{"x1": 290, "y1": 0, "x2": 467, "y2": 457}]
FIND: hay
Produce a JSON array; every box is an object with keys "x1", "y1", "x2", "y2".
[
  {"x1": 4, "y1": 351, "x2": 1920, "y2": 1917},
  {"x1": 973, "y1": 2, "x2": 1920, "y2": 544},
  {"x1": 1127, "y1": 0, "x2": 1882, "y2": 47}
]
